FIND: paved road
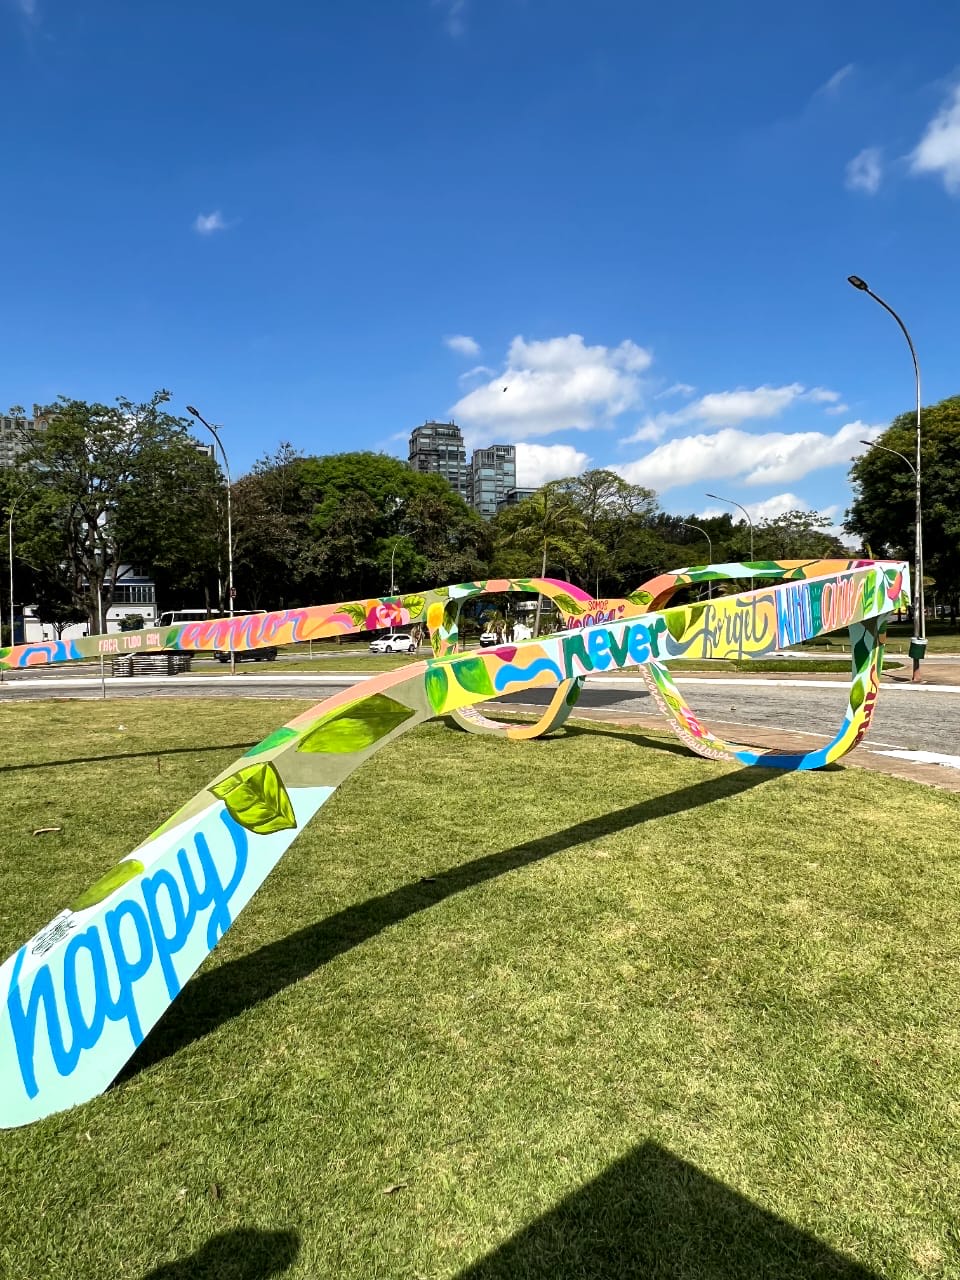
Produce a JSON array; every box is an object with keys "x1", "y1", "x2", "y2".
[
  {"x1": 501, "y1": 677, "x2": 960, "y2": 760},
  {"x1": 2, "y1": 669, "x2": 957, "y2": 762}
]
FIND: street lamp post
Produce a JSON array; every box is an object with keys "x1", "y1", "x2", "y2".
[
  {"x1": 7, "y1": 488, "x2": 29, "y2": 646},
  {"x1": 681, "y1": 522, "x2": 713, "y2": 598},
  {"x1": 705, "y1": 492, "x2": 754, "y2": 563},
  {"x1": 187, "y1": 405, "x2": 235, "y2": 676},
  {"x1": 389, "y1": 535, "x2": 407, "y2": 596},
  {"x1": 848, "y1": 276, "x2": 925, "y2": 680},
  {"x1": 859, "y1": 437, "x2": 922, "y2": 656}
]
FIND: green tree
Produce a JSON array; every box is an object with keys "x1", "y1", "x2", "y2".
[
  {"x1": 229, "y1": 444, "x2": 325, "y2": 610},
  {"x1": 304, "y1": 452, "x2": 488, "y2": 600},
  {"x1": 753, "y1": 509, "x2": 849, "y2": 560},
  {"x1": 847, "y1": 396, "x2": 960, "y2": 616},
  {"x1": 494, "y1": 485, "x2": 586, "y2": 634},
  {"x1": 548, "y1": 469, "x2": 659, "y2": 594},
  {"x1": 13, "y1": 392, "x2": 222, "y2": 630}
]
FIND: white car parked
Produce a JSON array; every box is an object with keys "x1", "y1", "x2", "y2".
[{"x1": 369, "y1": 632, "x2": 417, "y2": 654}]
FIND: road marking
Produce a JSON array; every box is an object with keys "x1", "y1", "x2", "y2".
[
  {"x1": 872, "y1": 749, "x2": 960, "y2": 770},
  {"x1": 0, "y1": 674, "x2": 373, "y2": 689}
]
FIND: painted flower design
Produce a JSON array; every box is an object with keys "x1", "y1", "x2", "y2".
[{"x1": 367, "y1": 601, "x2": 408, "y2": 629}]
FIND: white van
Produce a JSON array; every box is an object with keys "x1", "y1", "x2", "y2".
[{"x1": 157, "y1": 609, "x2": 228, "y2": 628}]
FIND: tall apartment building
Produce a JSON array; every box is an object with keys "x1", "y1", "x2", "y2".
[
  {"x1": 470, "y1": 444, "x2": 517, "y2": 520},
  {"x1": 497, "y1": 486, "x2": 537, "y2": 511},
  {"x1": 408, "y1": 420, "x2": 471, "y2": 502},
  {"x1": 0, "y1": 404, "x2": 46, "y2": 468}
]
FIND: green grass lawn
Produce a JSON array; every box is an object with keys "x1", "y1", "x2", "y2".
[{"x1": 1, "y1": 700, "x2": 959, "y2": 1279}]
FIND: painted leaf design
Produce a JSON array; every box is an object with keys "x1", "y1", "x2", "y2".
[
  {"x1": 432, "y1": 586, "x2": 450, "y2": 599},
  {"x1": 664, "y1": 609, "x2": 688, "y2": 642},
  {"x1": 424, "y1": 665, "x2": 449, "y2": 713},
  {"x1": 443, "y1": 602, "x2": 460, "y2": 631},
  {"x1": 70, "y1": 858, "x2": 145, "y2": 913},
  {"x1": 400, "y1": 594, "x2": 426, "y2": 618},
  {"x1": 564, "y1": 680, "x2": 583, "y2": 707},
  {"x1": 245, "y1": 726, "x2": 299, "y2": 757},
  {"x1": 849, "y1": 681, "x2": 865, "y2": 712},
  {"x1": 297, "y1": 694, "x2": 414, "y2": 754},
  {"x1": 210, "y1": 762, "x2": 297, "y2": 834},
  {"x1": 553, "y1": 592, "x2": 586, "y2": 617},
  {"x1": 625, "y1": 590, "x2": 653, "y2": 608},
  {"x1": 686, "y1": 603, "x2": 706, "y2": 628},
  {"x1": 341, "y1": 602, "x2": 367, "y2": 628},
  {"x1": 451, "y1": 656, "x2": 495, "y2": 697}
]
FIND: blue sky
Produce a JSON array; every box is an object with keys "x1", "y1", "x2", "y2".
[{"x1": 3, "y1": 1, "x2": 959, "y2": 536}]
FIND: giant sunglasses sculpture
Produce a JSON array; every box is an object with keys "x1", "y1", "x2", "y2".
[{"x1": 0, "y1": 557, "x2": 908, "y2": 1126}]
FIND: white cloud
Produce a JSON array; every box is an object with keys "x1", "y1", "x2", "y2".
[
  {"x1": 910, "y1": 84, "x2": 960, "y2": 194},
  {"x1": 444, "y1": 334, "x2": 481, "y2": 357},
  {"x1": 655, "y1": 382, "x2": 697, "y2": 399},
  {"x1": 458, "y1": 364, "x2": 495, "y2": 385},
  {"x1": 701, "y1": 493, "x2": 807, "y2": 522},
  {"x1": 845, "y1": 147, "x2": 883, "y2": 195},
  {"x1": 194, "y1": 211, "x2": 229, "y2": 235},
  {"x1": 616, "y1": 420, "x2": 882, "y2": 492},
  {"x1": 692, "y1": 383, "x2": 806, "y2": 425},
  {"x1": 825, "y1": 402, "x2": 850, "y2": 415},
  {"x1": 434, "y1": 0, "x2": 467, "y2": 37},
  {"x1": 625, "y1": 381, "x2": 831, "y2": 443},
  {"x1": 516, "y1": 443, "x2": 590, "y2": 488},
  {"x1": 817, "y1": 63, "x2": 854, "y2": 95},
  {"x1": 697, "y1": 494, "x2": 854, "y2": 546},
  {"x1": 451, "y1": 333, "x2": 652, "y2": 442},
  {"x1": 807, "y1": 387, "x2": 841, "y2": 404},
  {"x1": 628, "y1": 422, "x2": 665, "y2": 444}
]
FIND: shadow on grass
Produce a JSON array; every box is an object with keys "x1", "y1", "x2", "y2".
[
  {"x1": 140, "y1": 1227, "x2": 299, "y2": 1279},
  {"x1": 559, "y1": 722, "x2": 693, "y2": 757},
  {"x1": 457, "y1": 1141, "x2": 877, "y2": 1279},
  {"x1": 122, "y1": 766, "x2": 778, "y2": 1080},
  {"x1": 0, "y1": 743, "x2": 257, "y2": 774}
]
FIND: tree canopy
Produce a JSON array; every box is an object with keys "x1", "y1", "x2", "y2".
[
  {"x1": 7, "y1": 392, "x2": 222, "y2": 631},
  {"x1": 229, "y1": 449, "x2": 490, "y2": 608},
  {"x1": 846, "y1": 395, "x2": 960, "y2": 606}
]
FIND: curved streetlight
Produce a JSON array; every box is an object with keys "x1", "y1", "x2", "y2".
[
  {"x1": 848, "y1": 276, "x2": 925, "y2": 678},
  {"x1": 859, "y1": 439, "x2": 916, "y2": 476},
  {"x1": 187, "y1": 405, "x2": 235, "y2": 675},
  {"x1": 705, "y1": 492, "x2": 754, "y2": 562},
  {"x1": 681, "y1": 522, "x2": 713, "y2": 598}
]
